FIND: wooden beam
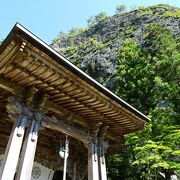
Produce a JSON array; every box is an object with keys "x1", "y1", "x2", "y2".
[
  {"x1": 0, "y1": 76, "x2": 88, "y2": 127},
  {"x1": 14, "y1": 61, "x2": 144, "y2": 129},
  {"x1": 7, "y1": 97, "x2": 91, "y2": 144},
  {"x1": 0, "y1": 77, "x2": 23, "y2": 95},
  {"x1": 0, "y1": 77, "x2": 118, "y2": 141},
  {"x1": 23, "y1": 48, "x2": 143, "y2": 124},
  {"x1": 0, "y1": 44, "x2": 19, "y2": 70},
  {"x1": 42, "y1": 116, "x2": 91, "y2": 144},
  {"x1": 45, "y1": 100, "x2": 87, "y2": 127},
  {"x1": 12, "y1": 63, "x2": 111, "y2": 123}
]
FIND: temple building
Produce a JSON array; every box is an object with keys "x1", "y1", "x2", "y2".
[{"x1": 0, "y1": 23, "x2": 150, "y2": 180}]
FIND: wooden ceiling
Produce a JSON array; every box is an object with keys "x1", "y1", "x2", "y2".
[{"x1": 0, "y1": 24, "x2": 150, "y2": 147}]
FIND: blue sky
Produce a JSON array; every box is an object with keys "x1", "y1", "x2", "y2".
[{"x1": 1, "y1": 0, "x2": 179, "y2": 43}]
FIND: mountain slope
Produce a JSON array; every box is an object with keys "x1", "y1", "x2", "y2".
[{"x1": 52, "y1": 4, "x2": 180, "y2": 89}]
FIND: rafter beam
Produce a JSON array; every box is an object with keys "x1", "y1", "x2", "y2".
[
  {"x1": 7, "y1": 97, "x2": 91, "y2": 144},
  {"x1": 0, "y1": 76, "x2": 87, "y2": 127},
  {"x1": 0, "y1": 76, "x2": 116, "y2": 141},
  {"x1": 45, "y1": 100, "x2": 87, "y2": 127},
  {"x1": 0, "y1": 77, "x2": 24, "y2": 95},
  {"x1": 42, "y1": 116, "x2": 91, "y2": 145},
  {"x1": 12, "y1": 63, "x2": 111, "y2": 123},
  {"x1": 0, "y1": 44, "x2": 19, "y2": 70}
]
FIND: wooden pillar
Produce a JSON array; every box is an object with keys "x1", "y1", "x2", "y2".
[
  {"x1": 88, "y1": 139, "x2": 99, "y2": 180},
  {"x1": 98, "y1": 140, "x2": 108, "y2": 180},
  {"x1": 72, "y1": 162, "x2": 77, "y2": 180},
  {"x1": 15, "y1": 119, "x2": 40, "y2": 180},
  {"x1": 63, "y1": 138, "x2": 69, "y2": 180},
  {"x1": 0, "y1": 114, "x2": 27, "y2": 180}
]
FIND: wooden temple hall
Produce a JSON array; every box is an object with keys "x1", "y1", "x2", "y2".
[{"x1": 0, "y1": 23, "x2": 150, "y2": 180}]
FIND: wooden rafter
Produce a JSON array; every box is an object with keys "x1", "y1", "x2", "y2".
[
  {"x1": 0, "y1": 76, "x2": 87, "y2": 127},
  {"x1": 0, "y1": 24, "x2": 150, "y2": 141}
]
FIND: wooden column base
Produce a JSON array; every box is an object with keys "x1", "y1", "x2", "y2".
[
  {"x1": 0, "y1": 115, "x2": 27, "y2": 180},
  {"x1": 98, "y1": 146, "x2": 107, "y2": 180},
  {"x1": 88, "y1": 141, "x2": 99, "y2": 180},
  {"x1": 15, "y1": 120, "x2": 40, "y2": 180},
  {"x1": 87, "y1": 138, "x2": 108, "y2": 180}
]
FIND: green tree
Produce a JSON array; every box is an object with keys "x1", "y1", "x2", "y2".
[
  {"x1": 68, "y1": 27, "x2": 85, "y2": 36},
  {"x1": 52, "y1": 30, "x2": 68, "y2": 43},
  {"x1": 115, "y1": 5, "x2": 126, "y2": 14},
  {"x1": 108, "y1": 23, "x2": 180, "y2": 179},
  {"x1": 115, "y1": 38, "x2": 154, "y2": 113},
  {"x1": 87, "y1": 12, "x2": 108, "y2": 27}
]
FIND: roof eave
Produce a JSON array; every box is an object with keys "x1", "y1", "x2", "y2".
[{"x1": 0, "y1": 23, "x2": 151, "y2": 123}]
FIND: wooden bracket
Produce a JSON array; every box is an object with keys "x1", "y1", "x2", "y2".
[
  {"x1": 25, "y1": 86, "x2": 39, "y2": 107},
  {"x1": 89, "y1": 122, "x2": 102, "y2": 142},
  {"x1": 33, "y1": 93, "x2": 49, "y2": 111},
  {"x1": 99, "y1": 125, "x2": 109, "y2": 139}
]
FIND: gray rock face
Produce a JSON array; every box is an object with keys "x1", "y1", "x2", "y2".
[{"x1": 51, "y1": 5, "x2": 180, "y2": 90}]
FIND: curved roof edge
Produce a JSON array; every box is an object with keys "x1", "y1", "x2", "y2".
[{"x1": 0, "y1": 23, "x2": 151, "y2": 123}]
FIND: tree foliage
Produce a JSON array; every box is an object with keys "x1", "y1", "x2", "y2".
[
  {"x1": 52, "y1": 27, "x2": 86, "y2": 43},
  {"x1": 107, "y1": 23, "x2": 180, "y2": 179},
  {"x1": 115, "y1": 5, "x2": 126, "y2": 14},
  {"x1": 87, "y1": 12, "x2": 108, "y2": 27}
]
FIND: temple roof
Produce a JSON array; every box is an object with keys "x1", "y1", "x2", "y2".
[{"x1": 0, "y1": 23, "x2": 150, "y2": 143}]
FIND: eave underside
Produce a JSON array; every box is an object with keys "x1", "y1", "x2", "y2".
[
  {"x1": 0, "y1": 35, "x2": 146, "y2": 135},
  {"x1": 0, "y1": 28, "x2": 148, "y2": 170}
]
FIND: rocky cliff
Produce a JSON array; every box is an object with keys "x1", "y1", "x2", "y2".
[{"x1": 51, "y1": 4, "x2": 180, "y2": 90}]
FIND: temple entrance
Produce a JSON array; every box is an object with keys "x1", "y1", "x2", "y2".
[{"x1": 0, "y1": 23, "x2": 149, "y2": 180}]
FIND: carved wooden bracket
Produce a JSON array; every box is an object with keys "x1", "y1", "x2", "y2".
[
  {"x1": 6, "y1": 97, "x2": 92, "y2": 145},
  {"x1": 99, "y1": 125, "x2": 109, "y2": 139},
  {"x1": 25, "y1": 86, "x2": 39, "y2": 106},
  {"x1": 89, "y1": 122, "x2": 102, "y2": 138}
]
